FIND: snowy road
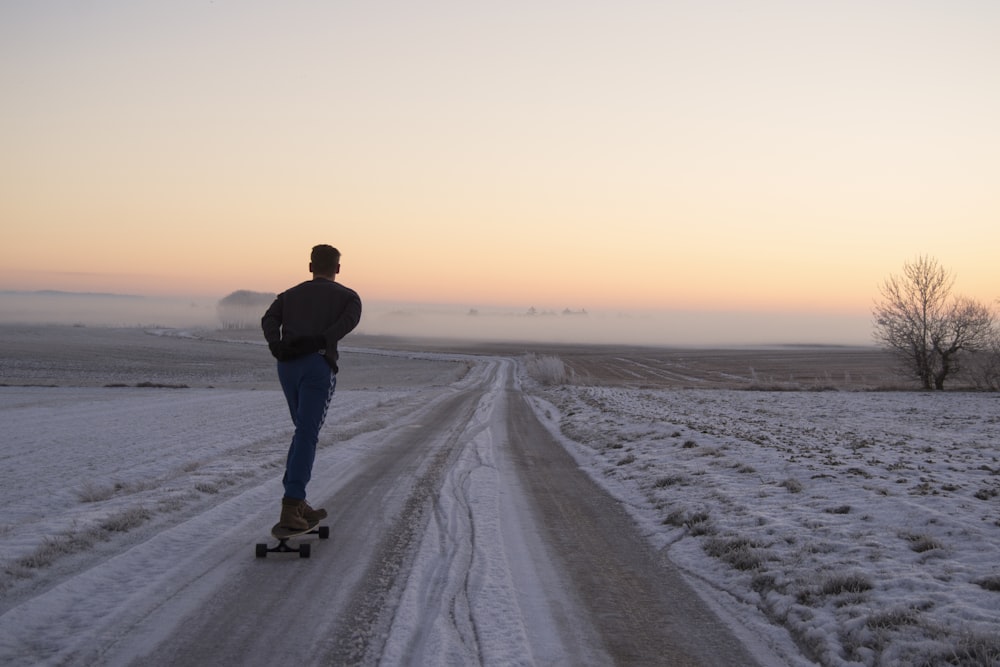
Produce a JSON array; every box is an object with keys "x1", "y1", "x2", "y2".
[{"x1": 1, "y1": 352, "x2": 763, "y2": 666}]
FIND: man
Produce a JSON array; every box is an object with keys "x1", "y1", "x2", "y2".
[{"x1": 261, "y1": 244, "x2": 362, "y2": 531}]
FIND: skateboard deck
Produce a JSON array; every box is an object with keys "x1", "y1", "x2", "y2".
[{"x1": 255, "y1": 521, "x2": 330, "y2": 558}]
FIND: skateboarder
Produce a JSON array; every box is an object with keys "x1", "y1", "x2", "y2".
[{"x1": 261, "y1": 244, "x2": 362, "y2": 531}]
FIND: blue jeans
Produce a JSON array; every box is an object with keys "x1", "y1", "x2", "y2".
[{"x1": 277, "y1": 353, "x2": 337, "y2": 500}]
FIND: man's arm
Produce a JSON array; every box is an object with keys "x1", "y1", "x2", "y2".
[
  {"x1": 261, "y1": 293, "x2": 284, "y2": 344},
  {"x1": 322, "y1": 290, "x2": 362, "y2": 346}
]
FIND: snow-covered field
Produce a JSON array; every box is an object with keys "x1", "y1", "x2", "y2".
[
  {"x1": 1, "y1": 326, "x2": 998, "y2": 666},
  {"x1": 524, "y1": 379, "x2": 1000, "y2": 666}
]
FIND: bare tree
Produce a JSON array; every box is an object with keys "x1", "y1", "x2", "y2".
[
  {"x1": 873, "y1": 256, "x2": 994, "y2": 390},
  {"x1": 969, "y1": 300, "x2": 1000, "y2": 391}
]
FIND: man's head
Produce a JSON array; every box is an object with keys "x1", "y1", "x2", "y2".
[{"x1": 310, "y1": 244, "x2": 341, "y2": 278}]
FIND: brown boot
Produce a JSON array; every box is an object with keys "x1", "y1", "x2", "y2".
[
  {"x1": 302, "y1": 500, "x2": 327, "y2": 523},
  {"x1": 279, "y1": 497, "x2": 310, "y2": 531}
]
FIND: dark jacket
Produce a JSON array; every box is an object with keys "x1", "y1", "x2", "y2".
[{"x1": 261, "y1": 278, "x2": 362, "y2": 372}]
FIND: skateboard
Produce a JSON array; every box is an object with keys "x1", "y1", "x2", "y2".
[{"x1": 255, "y1": 521, "x2": 330, "y2": 558}]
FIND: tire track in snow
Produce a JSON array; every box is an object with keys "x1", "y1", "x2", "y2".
[
  {"x1": 380, "y1": 358, "x2": 535, "y2": 665},
  {"x1": 321, "y1": 377, "x2": 490, "y2": 664}
]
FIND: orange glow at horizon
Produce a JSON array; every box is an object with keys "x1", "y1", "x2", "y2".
[{"x1": 1, "y1": 1, "x2": 998, "y2": 343}]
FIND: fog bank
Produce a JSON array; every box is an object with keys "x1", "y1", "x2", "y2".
[
  {"x1": 0, "y1": 292, "x2": 219, "y2": 329},
  {"x1": 362, "y1": 304, "x2": 872, "y2": 347},
  {"x1": 0, "y1": 292, "x2": 872, "y2": 346}
]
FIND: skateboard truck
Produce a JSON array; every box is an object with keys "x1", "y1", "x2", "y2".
[{"x1": 256, "y1": 524, "x2": 330, "y2": 559}]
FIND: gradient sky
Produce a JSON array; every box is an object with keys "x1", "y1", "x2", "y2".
[{"x1": 2, "y1": 1, "x2": 998, "y2": 325}]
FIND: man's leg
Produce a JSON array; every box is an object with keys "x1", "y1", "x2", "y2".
[{"x1": 277, "y1": 354, "x2": 337, "y2": 501}]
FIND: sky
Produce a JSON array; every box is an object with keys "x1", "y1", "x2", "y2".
[{"x1": 1, "y1": 1, "x2": 998, "y2": 343}]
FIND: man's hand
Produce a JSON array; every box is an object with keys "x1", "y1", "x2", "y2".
[
  {"x1": 269, "y1": 336, "x2": 325, "y2": 361},
  {"x1": 268, "y1": 341, "x2": 291, "y2": 361}
]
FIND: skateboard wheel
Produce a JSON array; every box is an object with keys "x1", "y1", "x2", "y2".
[
  {"x1": 299, "y1": 543, "x2": 311, "y2": 559},
  {"x1": 318, "y1": 526, "x2": 330, "y2": 539},
  {"x1": 255, "y1": 544, "x2": 268, "y2": 558}
]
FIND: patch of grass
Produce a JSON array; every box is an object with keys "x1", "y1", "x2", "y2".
[
  {"x1": 7, "y1": 506, "x2": 153, "y2": 578},
  {"x1": 100, "y1": 507, "x2": 152, "y2": 532},
  {"x1": 689, "y1": 522, "x2": 715, "y2": 536},
  {"x1": 616, "y1": 453, "x2": 636, "y2": 466},
  {"x1": 865, "y1": 606, "x2": 921, "y2": 632},
  {"x1": 10, "y1": 529, "x2": 100, "y2": 572},
  {"x1": 704, "y1": 536, "x2": 768, "y2": 571},
  {"x1": 653, "y1": 474, "x2": 688, "y2": 488},
  {"x1": 687, "y1": 511, "x2": 715, "y2": 536},
  {"x1": 918, "y1": 633, "x2": 1000, "y2": 667},
  {"x1": 974, "y1": 487, "x2": 999, "y2": 501},
  {"x1": 77, "y1": 481, "x2": 117, "y2": 503},
  {"x1": 820, "y1": 572, "x2": 874, "y2": 596},
  {"x1": 663, "y1": 509, "x2": 686, "y2": 527},
  {"x1": 903, "y1": 533, "x2": 945, "y2": 553},
  {"x1": 682, "y1": 439, "x2": 698, "y2": 449},
  {"x1": 824, "y1": 505, "x2": 852, "y2": 514},
  {"x1": 780, "y1": 478, "x2": 804, "y2": 494},
  {"x1": 975, "y1": 575, "x2": 1000, "y2": 592},
  {"x1": 523, "y1": 354, "x2": 572, "y2": 386},
  {"x1": 157, "y1": 497, "x2": 187, "y2": 513},
  {"x1": 663, "y1": 509, "x2": 713, "y2": 535},
  {"x1": 77, "y1": 479, "x2": 156, "y2": 502},
  {"x1": 750, "y1": 572, "x2": 778, "y2": 594}
]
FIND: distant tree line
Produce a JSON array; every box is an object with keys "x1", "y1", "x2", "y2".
[
  {"x1": 217, "y1": 290, "x2": 275, "y2": 330},
  {"x1": 873, "y1": 256, "x2": 998, "y2": 390},
  {"x1": 525, "y1": 307, "x2": 588, "y2": 316}
]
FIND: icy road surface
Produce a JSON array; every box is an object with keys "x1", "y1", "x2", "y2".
[{"x1": 0, "y1": 350, "x2": 765, "y2": 666}]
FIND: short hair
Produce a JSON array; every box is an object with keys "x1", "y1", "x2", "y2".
[{"x1": 311, "y1": 244, "x2": 341, "y2": 274}]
